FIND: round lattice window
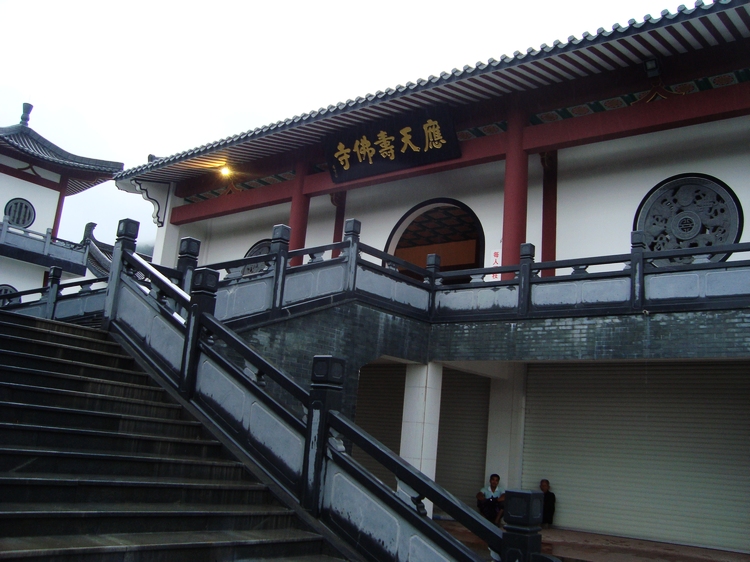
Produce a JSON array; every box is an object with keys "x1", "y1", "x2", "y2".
[
  {"x1": 242, "y1": 239, "x2": 273, "y2": 275},
  {"x1": 0, "y1": 284, "x2": 20, "y2": 307},
  {"x1": 634, "y1": 174, "x2": 743, "y2": 265},
  {"x1": 4, "y1": 198, "x2": 36, "y2": 228}
]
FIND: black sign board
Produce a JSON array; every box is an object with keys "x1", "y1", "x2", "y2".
[{"x1": 324, "y1": 108, "x2": 461, "y2": 184}]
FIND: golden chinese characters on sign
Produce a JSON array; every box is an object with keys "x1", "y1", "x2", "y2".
[
  {"x1": 326, "y1": 111, "x2": 461, "y2": 184},
  {"x1": 334, "y1": 119, "x2": 447, "y2": 168}
]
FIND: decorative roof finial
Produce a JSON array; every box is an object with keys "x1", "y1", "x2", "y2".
[{"x1": 20, "y1": 103, "x2": 33, "y2": 126}]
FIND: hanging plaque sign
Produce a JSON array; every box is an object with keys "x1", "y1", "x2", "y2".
[{"x1": 324, "y1": 108, "x2": 461, "y2": 184}]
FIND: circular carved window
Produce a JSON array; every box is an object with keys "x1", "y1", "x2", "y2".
[
  {"x1": 634, "y1": 174, "x2": 743, "y2": 264},
  {"x1": 4, "y1": 198, "x2": 36, "y2": 228},
  {"x1": 242, "y1": 239, "x2": 273, "y2": 275},
  {"x1": 0, "y1": 284, "x2": 20, "y2": 307}
]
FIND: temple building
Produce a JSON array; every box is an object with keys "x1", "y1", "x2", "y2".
[
  {"x1": 0, "y1": 104, "x2": 123, "y2": 298},
  {"x1": 110, "y1": 0, "x2": 749, "y2": 554}
]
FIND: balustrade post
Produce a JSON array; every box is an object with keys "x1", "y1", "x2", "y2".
[
  {"x1": 270, "y1": 225, "x2": 291, "y2": 312},
  {"x1": 180, "y1": 267, "x2": 219, "y2": 398},
  {"x1": 302, "y1": 355, "x2": 345, "y2": 516},
  {"x1": 342, "y1": 219, "x2": 361, "y2": 293},
  {"x1": 102, "y1": 219, "x2": 139, "y2": 330},
  {"x1": 425, "y1": 253, "x2": 441, "y2": 282},
  {"x1": 44, "y1": 266, "x2": 62, "y2": 320},
  {"x1": 43, "y1": 228, "x2": 52, "y2": 256},
  {"x1": 630, "y1": 231, "x2": 646, "y2": 312},
  {"x1": 176, "y1": 237, "x2": 201, "y2": 293},
  {"x1": 0, "y1": 215, "x2": 9, "y2": 243},
  {"x1": 517, "y1": 243, "x2": 535, "y2": 317},
  {"x1": 500, "y1": 490, "x2": 561, "y2": 562},
  {"x1": 426, "y1": 253, "x2": 441, "y2": 318}
]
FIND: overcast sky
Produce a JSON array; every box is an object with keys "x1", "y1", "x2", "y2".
[{"x1": 0, "y1": 0, "x2": 688, "y2": 245}]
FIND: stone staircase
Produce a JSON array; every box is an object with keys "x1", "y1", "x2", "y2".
[{"x1": 0, "y1": 310, "x2": 346, "y2": 561}]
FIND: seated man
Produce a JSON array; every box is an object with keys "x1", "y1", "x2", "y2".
[
  {"x1": 477, "y1": 473, "x2": 505, "y2": 526},
  {"x1": 540, "y1": 479, "x2": 556, "y2": 528}
]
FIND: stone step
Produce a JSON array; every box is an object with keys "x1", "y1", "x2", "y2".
[
  {"x1": 0, "y1": 502, "x2": 298, "y2": 538},
  {"x1": 0, "y1": 365, "x2": 166, "y2": 402},
  {"x1": 0, "y1": 422, "x2": 226, "y2": 458},
  {"x1": 0, "y1": 528, "x2": 333, "y2": 562},
  {"x1": 0, "y1": 382, "x2": 184, "y2": 420},
  {"x1": 0, "y1": 310, "x2": 109, "y2": 341},
  {"x1": 0, "y1": 313, "x2": 347, "y2": 562},
  {"x1": 0, "y1": 320, "x2": 121, "y2": 354},
  {"x1": 0, "y1": 349, "x2": 149, "y2": 386},
  {"x1": 0, "y1": 401, "x2": 206, "y2": 439},
  {"x1": 0, "y1": 446, "x2": 252, "y2": 481},
  {"x1": 0, "y1": 473, "x2": 270, "y2": 505},
  {"x1": 0, "y1": 334, "x2": 135, "y2": 370}
]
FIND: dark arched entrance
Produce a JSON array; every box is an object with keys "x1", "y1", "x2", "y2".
[{"x1": 385, "y1": 199, "x2": 485, "y2": 272}]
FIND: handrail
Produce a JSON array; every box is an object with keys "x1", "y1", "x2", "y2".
[
  {"x1": 328, "y1": 411, "x2": 503, "y2": 552},
  {"x1": 0, "y1": 219, "x2": 87, "y2": 251},
  {"x1": 97, "y1": 220, "x2": 511, "y2": 561},
  {"x1": 123, "y1": 250, "x2": 190, "y2": 307},
  {"x1": 359, "y1": 242, "x2": 435, "y2": 279},
  {"x1": 201, "y1": 313, "x2": 311, "y2": 406},
  {"x1": 207, "y1": 253, "x2": 278, "y2": 274},
  {"x1": 288, "y1": 240, "x2": 349, "y2": 262}
]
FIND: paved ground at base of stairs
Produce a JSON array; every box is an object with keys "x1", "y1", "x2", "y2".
[{"x1": 435, "y1": 521, "x2": 750, "y2": 562}]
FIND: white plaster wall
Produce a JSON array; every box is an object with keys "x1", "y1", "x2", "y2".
[
  {"x1": 0, "y1": 155, "x2": 61, "y2": 184},
  {"x1": 305, "y1": 193, "x2": 338, "y2": 249},
  {"x1": 0, "y1": 256, "x2": 46, "y2": 292},
  {"x1": 193, "y1": 202, "x2": 291, "y2": 266},
  {"x1": 557, "y1": 115, "x2": 750, "y2": 262},
  {"x1": 154, "y1": 115, "x2": 749, "y2": 271},
  {"x1": 346, "y1": 159, "x2": 546, "y2": 268},
  {"x1": 0, "y1": 173, "x2": 60, "y2": 232}
]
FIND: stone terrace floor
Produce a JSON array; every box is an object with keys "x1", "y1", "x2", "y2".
[{"x1": 436, "y1": 521, "x2": 750, "y2": 562}]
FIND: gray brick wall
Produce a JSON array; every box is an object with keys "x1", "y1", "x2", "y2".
[
  {"x1": 237, "y1": 302, "x2": 430, "y2": 419},
  {"x1": 429, "y1": 310, "x2": 750, "y2": 362},
  {"x1": 234, "y1": 304, "x2": 750, "y2": 420}
]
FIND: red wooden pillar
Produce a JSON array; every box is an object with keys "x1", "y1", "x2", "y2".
[
  {"x1": 501, "y1": 99, "x2": 529, "y2": 272},
  {"x1": 51, "y1": 178, "x2": 68, "y2": 238},
  {"x1": 330, "y1": 191, "x2": 347, "y2": 258},
  {"x1": 540, "y1": 151, "x2": 558, "y2": 277},
  {"x1": 289, "y1": 161, "x2": 310, "y2": 266}
]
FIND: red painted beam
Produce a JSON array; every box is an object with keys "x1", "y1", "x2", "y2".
[
  {"x1": 169, "y1": 82, "x2": 750, "y2": 226},
  {"x1": 524, "y1": 81, "x2": 750, "y2": 153},
  {"x1": 170, "y1": 182, "x2": 294, "y2": 225},
  {"x1": 303, "y1": 133, "x2": 508, "y2": 197}
]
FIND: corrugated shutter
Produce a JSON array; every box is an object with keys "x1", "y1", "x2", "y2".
[
  {"x1": 522, "y1": 361, "x2": 750, "y2": 553},
  {"x1": 352, "y1": 364, "x2": 406, "y2": 490},
  {"x1": 435, "y1": 369, "x2": 491, "y2": 509}
]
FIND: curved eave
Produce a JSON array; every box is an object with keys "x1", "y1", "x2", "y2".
[
  {"x1": 0, "y1": 125, "x2": 123, "y2": 195},
  {"x1": 116, "y1": 0, "x2": 750, "y2": 185}
]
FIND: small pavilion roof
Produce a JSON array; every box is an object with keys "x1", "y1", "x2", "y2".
[
  {"x1": 0, "y1": 104, "x2": 124, "y2": 195},
  {"x1": 116, "y1": 0, "x2": 750, "y2": 185}
]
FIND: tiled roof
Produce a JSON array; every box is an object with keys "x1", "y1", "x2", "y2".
[
  {"x1": 116, "y1": 0, "x2": 750, "y2": 184},
  {"x1": 0, "y1": 123, "x2": 124, "y2": 195}
]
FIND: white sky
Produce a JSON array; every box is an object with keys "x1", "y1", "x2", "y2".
[{"x1": 0, "y1": 0, "x2": 689, "y2": 245}]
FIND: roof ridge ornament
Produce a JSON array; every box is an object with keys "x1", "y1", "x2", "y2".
[{"x1": 20, "y1": 103, "x2": 32, "y2": 126}]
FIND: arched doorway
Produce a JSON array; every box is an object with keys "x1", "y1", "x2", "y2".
[{"x1": 385, "y1": 199, "x2": 484, "y2": 272}]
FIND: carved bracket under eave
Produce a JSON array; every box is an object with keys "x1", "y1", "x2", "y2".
[{"x1": 115, "y1": 179, "x2": 170, "y2": 227}]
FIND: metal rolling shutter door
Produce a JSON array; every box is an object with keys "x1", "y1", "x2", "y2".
[
  {"x1": 522, "y1": 361, "x2": 750, "y2": 553},
  {"x1": 351, "y1": 364, "x2": 406, "y2": 490},
  {"x1": 435, "y1": 369, "x2": 491, "y2": 509}
]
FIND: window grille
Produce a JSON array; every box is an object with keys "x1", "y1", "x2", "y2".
[
  {"x1": 4, "y1": 198, "x2": 36, "y2": 228},
  {"x1": 0, "y1": 284, "x2": 20, "y2": 307}
]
